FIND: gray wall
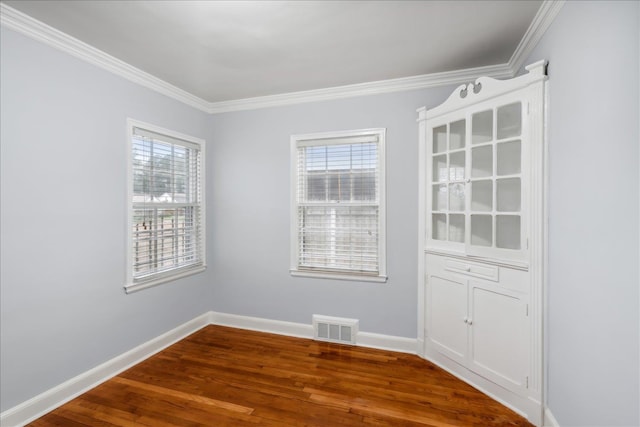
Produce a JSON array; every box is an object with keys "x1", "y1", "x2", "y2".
[
  {"x1": 206, "y1": 86, "x2": 454, "y2": 338},
  {"x1": 524, "y1": 1, "x2": 639, "y2": 425},
  {"x1": 0, "y1": 28, "x2": 211, "y2": 411}
]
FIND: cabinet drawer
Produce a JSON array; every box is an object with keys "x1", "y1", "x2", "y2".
[
  {"x1": 444, "y1": 259, "x2": 499, "y2": 282},
  {"x1": 426, "y1": 252, "x2": 528, "y2": 292}
]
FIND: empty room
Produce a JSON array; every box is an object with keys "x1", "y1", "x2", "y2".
[{"x1": 0, "y1": 1, "x2": 638, "y2": 426}]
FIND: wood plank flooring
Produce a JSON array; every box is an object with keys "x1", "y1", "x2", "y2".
[{"x1": 30, "y1": 325, "x2": 534, "y2": 426}]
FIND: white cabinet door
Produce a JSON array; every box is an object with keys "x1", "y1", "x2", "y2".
[
  {"x1": 469, "y1": 283, "x2": 528, "y2": 393},
  {"x1": 427, "y1": 274, "x2": 468, "y2": 365}
]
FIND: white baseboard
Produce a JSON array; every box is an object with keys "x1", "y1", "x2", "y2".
[
  {"x1": 544, "y1": 407, "x2": 560, "y2": 427},
  {"x1": 209, "y1": 311, "x2": 418, "y2": 355},
  {"x1": 0, "y1": 312, "x2": 211, "y2": 427},
  {"x1": 1, "y1": 311, "x2": 418, "y2": 426},
  {"x1": 210, "y1": 311, "x2": 314, "y2": 339},
  {"x1": 357, "y1": 331, "x2": 417, "y2": 354}
]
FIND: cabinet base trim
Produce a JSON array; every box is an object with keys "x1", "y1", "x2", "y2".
[
  {"x1": 543, "y1": 408, "x2": 560, "y2": 427},
  {"x1": 422, "y1": 348, "x2": 542, "y2": 426}
]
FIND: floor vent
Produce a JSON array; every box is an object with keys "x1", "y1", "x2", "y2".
[{"x1": 312, "y1": 315, "x2": 358, "y2": 345}]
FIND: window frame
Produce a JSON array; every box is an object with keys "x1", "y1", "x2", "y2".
[
  {"x1": 290, "y1": 128, "x2": 387, "y2": 282},
  {"x1": 125, "y1": 118, "x2": 206, "y2": 293}
]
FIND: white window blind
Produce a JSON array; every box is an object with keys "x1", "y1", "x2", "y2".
[
  {"x1": 126, "y1": 121, "x2": 205, "y2": 292},
  {"x1": 291, "y1": 129, "x2": 386, "y2": 281}
]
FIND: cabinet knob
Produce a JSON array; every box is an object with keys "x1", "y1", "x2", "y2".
[
  {"x1": 468, "y1": 319, "x2": 473, "y2": 325},
  {"x1": 463, "y1": 317, "x2": 468, "y2": 323}
]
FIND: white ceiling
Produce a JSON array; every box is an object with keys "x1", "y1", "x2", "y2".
[{"x1": 3, "y1": 0, "x2": 543, "y2": 104}]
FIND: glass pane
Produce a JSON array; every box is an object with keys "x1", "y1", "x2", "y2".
[
  {"x1": 432, "y1": 184, "x2": 447, "y2": 211},
  {"x1": 300, "y1": 206, "x2": 379, "y2": 272},
  {"x1": 306, "y1": 174, "x2": 326, "y2": 201},
  {"x1": 497, "y1": 178, "x2": 521, "y2": 212},
  {"x1": 132, "y1": 206, "x2": 200, "y2": 277},
  {"x1": 471, "y1": 180, "x2": 493, "y2": 211},
  {"x1": 433, "y1": 155, "x2": 447, "y2": 182},
  {"x1": 497, "y1": 140, "x2": 521, "y2": 176},
  {"x1": 497, "y1": 102, "x2": 522, "y2": 139},
  {"x1": 433, "y1": 125, "x2": 447, "y2": 153},
  {"x1": 352, "y1": 170, "x2": 376, "y2": 201},
  {"x1": 471, "y1": 214, "x2": 492, "y2": 247},
  {"x1": 303, "y1": 143, "x2": 378, "y2": 203},
  {"x1": 132, "y1": 137, "x2": 200, "y2": 205},
  {"x1": 471, "y1": 145, "x2": 493, "y2": 178},
  {"x1": 472, "y1": 110, "x2": 493, "y2": 144},
  {"x1": 449, "y1": 214, "x2": 465, "y2": 243},
  {"x1": 449, "y1": 183, "x2": 465, "y2": 212},
  {"x1": 432, "y1": 214, "x2": 447, "y2": 240},
  {"x1": 496, "y1": 215, "x2": 521, "y2": 249},
  {"x1": 450, "y1": 120, "x2": 466, "y2": 150},
  {"x1": 449, "y1": 151, "x2": 465, "y2": 181},
  {"x1": 326, "y1": 144, "x2": 352, "y2": 170},
  {"x1": 328, "y1": 173, "x2": 350, "y2": 201}
]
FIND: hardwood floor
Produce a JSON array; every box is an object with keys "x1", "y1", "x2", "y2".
[{"x1": 30, "y1": 325, "x2": 534, "y2": 426}]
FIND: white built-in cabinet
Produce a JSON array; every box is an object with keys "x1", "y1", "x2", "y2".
[{"x1": 417, "y1": 61, "x2": 547, "y2": 426}]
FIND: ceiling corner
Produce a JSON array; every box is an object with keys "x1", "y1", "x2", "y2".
[{"x1": 508, "y1": 0, "x2": 566, "y2": 74}]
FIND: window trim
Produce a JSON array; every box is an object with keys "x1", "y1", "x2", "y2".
[
  {"x1": 290, "y1": 128, "x2": 387, "y2": 282},
  {"x1": 125, "y1": 118, "x2": 206, "y2": 293}
]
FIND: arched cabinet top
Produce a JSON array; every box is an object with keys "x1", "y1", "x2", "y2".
[{"x1": 417, "y1": 60, "x2": 547, "y2": 121}]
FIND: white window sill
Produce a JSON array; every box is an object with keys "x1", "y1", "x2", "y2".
[
  {"x1": 125, "y1": 265, "x2": 206, "y2": 294},
  {"x1": 290, "y1": 269, "x2": 387, "y2": 283}
]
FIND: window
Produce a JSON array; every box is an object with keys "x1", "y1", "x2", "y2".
[
  {"x1": 290, "y1": 128, "x2": 386, "y2": 282},
  {"x1": 126, "y1": 119, "x2": 205, "y2": 293}
]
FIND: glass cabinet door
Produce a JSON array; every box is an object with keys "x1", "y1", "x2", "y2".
[
  {"x1": 469, "y1": 101, "x2": 523, "y2": 251},
  {"x1": 430, "y1": 120, "x2": 466, "y2": 244},
  {"x1": 428, "y1": 100, "x2": 525, "y2": 257}
]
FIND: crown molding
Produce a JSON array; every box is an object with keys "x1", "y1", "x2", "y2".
[
  {"x1": 0, "y1": 3, "x2": 211, "y2": 113},
  {"x1": 206, "y1": 63, "x2": 513, "y2": 114},
  {"x1": 508, "y1": 0, "x2": 566, "y2": 73},
  {"x1": 1, "y1": 1, "x2": 564, "y2": 115}
]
